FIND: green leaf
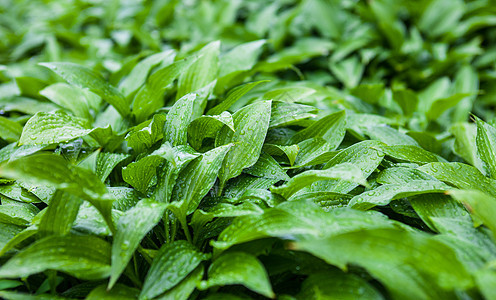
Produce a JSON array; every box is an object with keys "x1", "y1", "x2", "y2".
[
  {"x1": 0, "y1": 117, "x2": 22, "y2": 143},
  {"x1": 125, "y1": 114, "x2": 166, "y2": 153},
  {"x1": 122, "y1": 155, "x2": 163, "y2": 194},
  {"x1": 263, "y1": 144, "x2": 299, "y2": 166},
  {"x1": 450, "y1": 123, "x2": 485, "y2": 173},
  {"x1": 0, "y1": 154, "x2": 115, "y2": 233},
  {"x1": 349, "y1": 180, "x2": 450, "y2": 210},
  {"x1": 288, "y1": 110, "x2": 346, "y2": 147},
  {"x1": 294, "y1": 228, "x2": 473, "y2": 298},
  {"x1": 207, "y1": 80, "x2": 268, "y2": 115},
  {"x1": 475, "y1": 117, "x2": 496, "y2": 179},
  {"x1": 109, "y1": 199, "x2": 167, "y2": 288},
  {"x1": 187, "y1": 112, "x2": 235, "y2": 150},
  {"x1": 0, "y1": 235, "x2": 111, "y2": 280},
  {"x1": 140, "y1": 241, "x2": 209, "y2": 299},
  {"x1": 171, "y1": 144, "x2": 232, "y2": 215},
  {"x1": 18, "y1": 111, "x2": 91, "y2": 146},
  {"x1": 96, "y1": 152, "x2": 129, "y2": 182},
  {"x1": 297, "y1": 270, "x2": 384, "y2": 300},
  {"x1": 87, "y1": 284, "x2": 139, "y2": 300},
  {"x1": 426, "y1": 93, "x2": 470, "y2": 120},
  {"x1": 373, "y1": 144, "x2": 444, "y2": 164},
  {"x1": 132, "y1": 57, "x2": 195, "y2": 123},
  {"x1": 418, "y1": 162, "x2": 496, "y2": 197},
  {"x1": 38, "y1": 190, "x2": 82, "y2": 236},
  {"x1": 156, "y1": 265, "x2": 204, "y2": 300},
  {"x1": 392, "y1": 89, "x2": 418, "y2": 116},
  {"x1": 244, "y1": 152, "x2": 289, "y2": 181},
  {"x1": 216, "y1": 100, "x2": 272, "y2": 191},
  {"x1": 199, "y1": 252, "x2": 274, "y2": 298},
  {"x1": 177, "y1": 41, "x2": 220, "y2": 100},
  {"x1": 271, "y1": 163, "x2": 368, "y2": 200},
  {"x1": 39, "y1": 83, "x2": 93, "y2": 120},
  {"x1": 164, "y1": 94, "x2": 196, "y2": 146},
  {"x1": 119, "y1": 50, "x2": 176, "y2": 97},
  {"x1": 269, "y1": 101, "x2": 318, "y2": 129},
  {"x1": 39, "y1": 62, "x2": 129, "y2": 117}
]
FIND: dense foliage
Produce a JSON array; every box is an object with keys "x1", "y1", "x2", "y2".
[{"x1": 1, "y1": 0, "x2": 496, "y2": 299}]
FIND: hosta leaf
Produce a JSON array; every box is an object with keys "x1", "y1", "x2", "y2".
[
  {"x1": 87, "y1": 284, "x2": 139, "y2": 300},
  {"x1": 109, "y1": 199, "x2": 167, "y2": 288},
  {"x1": 132, "y1": 58, "x2": 194, "y2": 123},
  {"x1": 475, "y1": 268, "x2": 496, "y2": 300},
  {"x1": 292, "y1": 138, "x2": 334, "y2": 168},
  {"x1": 297, "y1": 270, "x2": 384, "y2": 300},
  {"x1": 223, "y1": 175, "x2": 280, "y2": 198},
  {"x1": 288, "y1": 110, "x2": 346, "y2": 147},
  {"x1": 373, "y1": 145, "x2": 444, "y2": 164},
  {"x1": 0, "y1": 223, "x2": 23, "y2": 251},
  {"x1": 271, "y1": 163, "x2": 368, "y2": 199},
  {"x1": 109, "y1": 187, "x2": 140, "y2": 211},
  {"x1": 39, "y1": 83, "x2": 93, "y2": 120},
  {"x1": 156, "y1": 265, "x2": 204, "y2": 300},
  {"x1": 188, "y1": 112, "x2": 235, "y2": 150},
  {"x1": 199, "y1": 252, "x2": 274, "y2": 298},
  {"x1": 244, "y1": 152, "x2": 289, "y2": 181},
  {"x1": 39, "y1": 62, "x2": 129, "y2": 117},
  {"x1": 0, "y1": 183, "x2": 40, "y2": 204},
  {"x1": 449, "y1": 189, "x2": 496, "y2": 238},
  {"x1": 119, "y1": 49, "x2": 176, "y2": 97},
  {"x1": 269, "y1": 101, "x2": 318, "y2": 129},
  {"x1": 0, "y1": 201, "x2": 38, "y2": 226},
  {"x1": 207, "y1": 80, "x2": 268, "y2": 115},
  {"x1": 122, "y1": 156, "x2": 163, "y2": 194},
  {"x1": 0, "y1": 235, "x2": 111, "y2": 280},
  {"x1": 263, "y1": 144, "x2": 299, "y2": 166},
  {"x1": 176, "y1": 41, "x2": 220, "y2": 100},
  {"x1": 475, "y1": 117, "x2": 496, "y2": 179},
  {"x1": 0, "y1": 154, "x2": 115, "y2": 232},
  {"x1": 216, "y1": 100, "x2": 272, "y2": 190},
  {"x1": 140, "y1": 241, "x2": 209, "y2": 299},
  {"x1": 96, "y1": 152, "x2": 129, "y2": 182},
  {"x1": 125, "y1": 114, "x2": 166, "y2": 153},
  {"x1": 38, "y1": 190, "x2": 82, "y2": 236},
  {"x1": 450, "y1": 123, "x2": 485, "y2": 173},
  {"x1": 392, "y1": 89, "x2": 418, "y2": 116},
  {"x1": 263, "y1": 86, "x2": 316, "y2": 103},
  {"x1": 418, "y1": 162, "x2": 496, "y2": 197},
  {"x1": 164, "y1": 94, "x2": 196, "y2": 146},
  {"x1": 348, "y1": 180, "x2": 450, "y2": 210},
  {"x1": 294, "y1": 228, "x2": 473, "y2": 298},
  {"x1": 18, "y1": 111, "x2": 91, "y2": 146},
  {"x1": 171, "y1": 144, "x2": 232, "y2": 215},
  {"x1": 364, "y1": 126, "x2": 419, "y2": 146},
  {"x1": 0, "y1": 117, "x2": 22, "y2": 143}
]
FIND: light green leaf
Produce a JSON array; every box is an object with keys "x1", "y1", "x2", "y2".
[
  {"x1": 207, "y1": 80, "x2": 268, "y2": 115},
  {"x1": 19, "y1": 111, "x2": 91, "y2": 146},
  {"x1": 0, "y1": 117, "x2": 22, "y2": 143},
  {"x1": 349, "y1": 180, "x2": 450, "y2": 210},
  {"x1": 156, "y1": 265, "x2": 204, "y2": 300},
  {"x1": 0, "y1": 235, "x2": 111, "y2": 280},
  {"x1": 109, "y1": 199, "x2": 167, "y2": 288},
  {"x1": 475, "y1": 117, "x2": 496, "y2": 179},
  {"x1": 187, "y1": 112, "x2": 234, "y2": 150},
  {"x1": 263, "y1": 144, "x2": 299, "y2": 166},
  {"x1": 39, "y1": 83, "x2": 93, "y2": 120},
  {"x1": 392, "y1": 89, "x2": 418, "y2": 116},
  {"x1": 269, "y1": 101, "x2": 318, "y2": 129},
  {"x1": 271, "y1": 163, "x2": 368, "y2": 199},
  {"x1": 39, "y1": 62, "x2": 129, "y2": 117},
  {"x1": 373, "y1": 145, "x2": 444, "y2": 164},
  {"x1": 119, "y1": 50, "x2": 176, "y2": 97},
  {"x1": 419, "y1": 162, "x2": 496, "y2": 197},
  {"x1": 216, "y1": 100, "x2": 272, "y2": 191},
  {"x1": 199, "y1": 252, "x2": 274, "y2": 298},
  {"x1": 96, "y1": 152, "x2": 129, "y2": 182},
  {"x1": 164, "y1": 94, "x2": 196, "y2": 146},
  {"x1": 289, "y1": 110, "x2": 346, "y2": 147},
  {"x1": 0, "y1": 154, "x2": 115, "y2": 232},
  {"x1": 140, "y1": 241, "x2": 209, "y2": 299},
  {"x1": 38, "y1": 190, "x2": 82, "y2": 236},
  {"x1": 245, "y1": 152, "x2": 289, "y2": 181},
  {"x1": 132, "y1": 58, "x2": 194, "y2": 123},
  {"x1": 177, "y1": 41, "x2": 220, "y2": 100},
  {"x1": 122, "y1": 155, "x2": 163, "y2": 194},
  {"x1": 294, "y1": 228, "x2": 472, "y2": 298},
  {"x1": 171, "y1": 144, "x2": 232, "y2": 215}
]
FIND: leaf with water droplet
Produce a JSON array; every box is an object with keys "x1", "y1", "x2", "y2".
[
  {"x1": 109, "y1": 199, "x2": 167, "y2": 289},
  {"x1": 199, "y1": 251, "x2": 274, "y2": 298},
  {"x1": 164, "y1": 94, "x2": 196, "y2": 147},
  {"x1": 216, "y1": 100, "x2": 272, "y2": 192},
  {"x1": 188, "y1": 112, "x2": 235, "y2": 150},
  {"x1": 140, "y1": 241, "x2": 209, "y2": 299},
  {"x1": 0, "y1": 235, "x2": 111, "y2": 280},
  {"x1": 39, "y1": 62, "x2": 129, "y2": 117}
]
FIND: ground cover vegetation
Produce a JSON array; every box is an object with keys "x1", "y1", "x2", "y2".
[{"x1": 1, "y1": 0, "x2": 496, "y2": 299}]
